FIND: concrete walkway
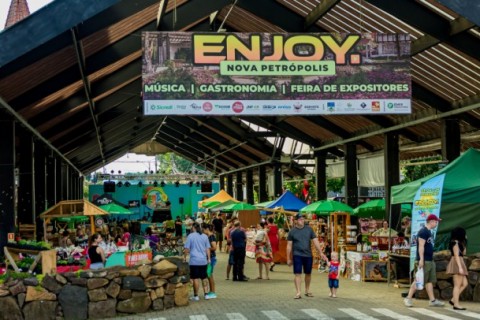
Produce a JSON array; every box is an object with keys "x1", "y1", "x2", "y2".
[{"x1": 112, "y1": 250, "x2": 480, "y2": 320}]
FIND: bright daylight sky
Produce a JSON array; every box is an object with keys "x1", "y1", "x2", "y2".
[{"x1": 1, "y1": 0, "x2": 158, "y2": 174}]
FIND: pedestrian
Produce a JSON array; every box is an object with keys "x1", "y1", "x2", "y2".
[
  {"x1": 327, "y1": 251, "x2": 339, "y2": 298},
  {"x1": 446, "y1": 227, "x2": 468, "y2": 310},
  {"x1": 212, "y1": 213, "x2": 224, "y2": 252},
  {"x1": 225, "y1": 219, "x2": 236, "y2": 279},
  {"x1": 202, "y1": 223, "x2": 218, "y2": 299},
  {"x1": 184, "y1": 222, "x2": 211, "y2": 301},
  {"x1": 230, "y1": 220, "x2": 248, "y2": 281},
  {"x1": 175, "y1": 216, "x2": 183, "y2": 238},
  {"x1": 88, "y1": 233, "x2": 106, "y2": 270},
  {"x1": 403, "y1": 214, "x2": 445, "y2": 307},
  {"x1": 287, "y1": 213, "x2": 327, "y2": 299},
  {"x1": 255, "y1": 222, "x2": 273, "y2": 280},
  {"x1": 145, "y1": 227, "x2": 159, "y2": 251},
  {"x1": 184, "y1": 215, "x2": 194, "y2": 236},
  {"x1": 267, "y1": 216, "x2": 279, "y2": 271}
]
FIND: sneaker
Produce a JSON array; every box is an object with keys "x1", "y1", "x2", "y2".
[
  {"x1": 429, "y1": 299, "x2": 445, "y2": 307},
  {"x1": 190, "y1": 296, "x2": 200, "y2": 301},
  {"x1": 404, "y1": 298, "x2": 413, "y2": 307},
  {"x1": 206, "y1": 292, "x2": 217, "y2": 299}
]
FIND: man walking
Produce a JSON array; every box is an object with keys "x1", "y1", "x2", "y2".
[
  {"x1": 230, "y1": 221, "x2": 248, "y2": 281},
  {"x1": 287, "y1": 213, "x2": 326, "y2": 299},
  {"x1": 404, "y1": 214, "x2": 444, "y2": 307},
  {"x1": 212, "y1": 213, "x2": 224, "y2": 252}
]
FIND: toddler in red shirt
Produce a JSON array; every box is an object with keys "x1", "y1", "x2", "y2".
[{"x1": 328, "y1": 251, "x2": 339, "y2": 298}]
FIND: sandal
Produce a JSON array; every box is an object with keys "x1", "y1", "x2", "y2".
[
  {"x1": 294, "y1": 294, "x2": 302, "y2": 299},
  {"x1": 270, "y1": 263, "x2": 275, "y2": 272},
  {"x1": 305, "y1": 292, "x2": 314, "y2": 297}
]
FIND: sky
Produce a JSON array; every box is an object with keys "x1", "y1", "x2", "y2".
[{"x1": 0, "y1": 0, "x2": 53, "y2": 31}]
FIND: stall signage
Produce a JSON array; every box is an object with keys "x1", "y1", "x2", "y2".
[
  {"x1": 7, "y1": 233, "x2": 15, "y2": 243},
  {"x1": 409, "y1": 174, "x2": 445, "y2": 271},
  {"x1": 125, "y1": 250, "x2": 153, "y2": 267},
  {"x1": 142, "y1": 32, "x2": 411, "y2": 115},
  {"x1": 95, "y1": 217, "x2": 104, "y2": 227}
]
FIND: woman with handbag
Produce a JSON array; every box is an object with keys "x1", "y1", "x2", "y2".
[
  {"x1": 255, "y1": 222, "x2": 273, "y2": 280},
  {"x1": 446, "y1": 227, "x2": 468, "y2": 310}
]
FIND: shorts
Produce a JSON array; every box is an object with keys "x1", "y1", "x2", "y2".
[
  {"x1": 328, "y1": 278, "x2": 339, "y2": 288},
  {"x1": 415, "y1": 260, "x2": 437, "y2": 284},
  {"x1": 228, "y1": 251, "x2": 234, "y2": 265},
  {"x1": 90, "y1": 262, "x2": 104, "y2": 270},
  {"x1": 215, "y1": 231, "x2": 223, "y2": 242},
  {"x1": 293, "y1": 255, "x2": 313, "y2": 275},
  {"x1": 210, "y1": 256, "x2": 217, "y2": 273},
  {"x1": 190, "y1": 265, "x2": 208, "y2": 280}
]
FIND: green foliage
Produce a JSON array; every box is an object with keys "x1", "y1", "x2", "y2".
[
  {"x1": 156, "y1": 152, "x2": 208, "y2": 175},
  {"x1": 327, "y1": 177, "x2": 344, "y2": 193},
  {"x1": 0, "y1": 271, "x2": 44, "y2": 284},
  {"x1": 401, "y1": 157, "x2": 442, "y2": 183}
]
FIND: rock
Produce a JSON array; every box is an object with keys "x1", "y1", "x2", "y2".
[
  {"x1": 88, "y1": 299, "x2": 117, "y2": 319},
  {"x1": 169, "y1": 275, "x2": 190, "y2": 284},
  {"x1": 149, "y1": 290, "x2": 158, "y2": 301},
  {"x1": 435, "y1": 260, "x2": 449, "y2": 272},
  {"x1": 433, "y1": 250, "x2": 451, "y2": 261},
  {"x1": 460, "y1": 284, "x2": 473, "y2": 301},
  {"x1": 80, "y1": 271, "x2": 95, "y2": 278},
  {"x1": 116, "y1": 293, "x2": 151, "y2": 313},
  {"x1": 144, "y1": 276, "x2": 168, "y2": 288},
  {"x1": 123, "y1": 276, "x2": 146, "y2": 291},
  {"x1": 0, "y1": 297, "x2": 23, "y2": 320},
  {"x1": 70, "y1": 278, "x2": 87, "y2": 287},
  {"x1": 155, "y1": 287, "x2": 165, "y2": 298},
  {"x1": 469, "y1": 259, "x2": 480, "y2": 271},
  {"x1": 42, "y1": 275, "x2": 62, "y2": 294},
  {"x1": 5, "y1": 279, "x2": 19, "y2": 287},
  {"x1": 164, "y1": 294, "x2": 175, "y2": 309},
  {"x1": 165, "y1": 257, "x2": 189, "y2": 276},
  {"x1": 152, "y1": 255, "x2": 164, "y2": 263},
  {"x1": 118, "y1": 289, "x2": 132, "y2": 300},
  {"x1": 165, "y1": 283, "x2": 177, "y2": 295},
  {"x1": 23, "y1": 277, "x2": 39, "y2": 286},
  {"x1": 106, "y1": 281, "x2": 121, "y2": 298},
  {"x1": 437, "y1": 280, "x2": 452, "y2": 290},
  {"x1": 436, "y1": 271, "x2": 452, "y2": 280},
  {"x1": 87, "y1": 278, "x2": 109, "y2": 290},
  {"x1": 23, "y1": 301, "x2": 58, "y2": 320},
  {"x1": 468, "y1": 271, "x2": 478, "y2": 286},
  {"x1": 174, "y1": 284, "x2": 189, "y2": 306},
  {"x1": 88, "y1": 288, "x2": 107, "y2": 302},
  {"x1": 440, "y1": 286, "x2": 452, "y2": 300},
  {"x1": 105, "y1": 271, "x2": 120, "y2": 280},
  {"x1": 151, "y1": 260, "x2": 178, "y2": 275},
  {"x1": 137, "y1": 265, "x2": 152, "y2": 279},
  {"x1": 58, "y1": 285, "x2": 88, "y2": 320},
  {"x1": 158, "y1": 272, "x2": 175, "y2": 279},
  {"x1": 119, "y1": 269, "x2": 140, "y2": 277},
  {"x1": 9, "y1": 281, "x2": 26, "y2": 296},
  {"x1": 473, "y1": 282, "x2": 480, "y2": 302},
  {"x1": 152, "y1": 298, "x2": 164, "y2": 311},
  {"x1": 55, "y1": 274, "x2": 67, "y2": 285},
  {"x1": 25, "y1": 286, "x2": 56, "y2": 302},
  {"x1": 113, "y1": 277, "x2": 122, "y2": 285},
  {"x1": 17, "y1": 292, "x2": 26, "y2": 308},
  {"x1": 0, "y1": 289, "x2": 10, "y2": 297},
  {"x1": 92, "y1": 271, "x2": 108, "y2": 278}
]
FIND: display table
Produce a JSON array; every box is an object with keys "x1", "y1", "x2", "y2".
[
  {"x1": 274, "y1": 239, "x2": 288, "y2": 264},
  {"x1": 388, "y1": 253, "x2": 411, "y2": 286},
  {"x1": 105, "y1": 249, "x2": 152, "y2": 267}
]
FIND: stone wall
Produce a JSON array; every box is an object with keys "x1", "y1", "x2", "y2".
[
  {"x1": 0, "y1": 257, "x2": 191, "y2": 320},
  {"x1": 415, "y1": 251, "x2": 480, "y2": 302}
]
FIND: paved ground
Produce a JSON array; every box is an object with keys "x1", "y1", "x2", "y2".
[{"x1": 112, "y1": 251, "x2": 480, "y2": 320}]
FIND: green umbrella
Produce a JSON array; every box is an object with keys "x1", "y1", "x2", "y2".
[
  {"x1": 55, "y1": 216, "x2": 89, "y2": 223},
  {"x1": 99, "y1": 203, "x2": 132, "y2": 214},
  {"x1": 201, "y1": 201, "x2": 222, "y2": 208},
  {"x1": 221, "y1": 202, "x2": 258, "y2": 211},
  {"x1": 353, "y1": 199, "x2": 411, "y2": 219},
  {"x1": 299, "y1": 200, "x2": 354, "y2": 215}
]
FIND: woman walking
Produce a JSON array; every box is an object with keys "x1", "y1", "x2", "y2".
[
  {"x1": 267, "y1": 217, "x2": 279, "y2": 271},
  {"x1": 255, "y1": 222, "x2": 273, "y2": 280},
  {"x1": 88, "y1": 233, "x2": 106, "y2": 270},
  {"x1": 446, "y1": 227, "x2": 468, "y2": 310}
]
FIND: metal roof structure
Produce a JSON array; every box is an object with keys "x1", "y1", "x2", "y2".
[{"x1": 0, "y1": 0, "x2": 479, "y2": 178}]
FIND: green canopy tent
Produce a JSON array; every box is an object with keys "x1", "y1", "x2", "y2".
[
  {"x1": 353, "y1": 199, "x2": 412, "y2": 220},
  {"x1": 99, "y1": 203, "x2": 132, "y2": 214},
  {"x1": 254, "y1": 200, "x2": 274, "y2": 208},
  {"x1": 300, "y1": 200, "x2": 354, "y2": 216},
  {"x1": 221, "y1": 202, "x2": 258, "y2": 211},
  {"x1": 391, "y1": 148, "x2": 480, "y2": 252},
  {"x1": 208, "y1": 199, "x2": 238, "y2": 212}
]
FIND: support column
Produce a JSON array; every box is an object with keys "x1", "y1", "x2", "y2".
[
  {"x1": 384, "y1": 132, "x2": 401, "y2": 230},
  {"x1": 246, "y1": 169, "x2": 254, "y2": 204},
  {"x1": 441, "y1": 117, "x2": 461, "y2": 163},
  {"x1": 273, "y1": 163, "x2": 283, "y2": 198},
  {"x1": 344, "y1": 143, "x2": 358, "y2": 208},
  {"x1": 17, "y1": 126, "x2": 34, "y2": 224},
  {"x1": 61, "y1": 162, "x2": 68, "y2": 200},
  {"x1": 46, "y1": 152, "x2": 56, "y2": 208},
  {"x1": 236, "y1": 172, "x2": 243, "y2": 201},
  {"x1": 0, "y1": 117, "x2": 15, "y2": 252},
  {"x1": 219, "y1": 174, "x2": 225, "y2": 191},
  {"x1": 55, "y1": 158, "x2": 62, "y2": 201},
  {"x1": 226, "y1": 174, "x2": 233, "y2": 196},
  {"x1": 34, "y1": 141, "x2": 47, "y2": 219},
  {"x1": 258, "y1": 165, "x2": 268, "y2": 202},
  {"x1": 315, "y1": 151, "x2": 327, "y2": 201}
]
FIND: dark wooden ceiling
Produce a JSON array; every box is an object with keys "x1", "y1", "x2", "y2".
[{"x1": 0, "y1": 0, "x2": 479, "y2": 177}]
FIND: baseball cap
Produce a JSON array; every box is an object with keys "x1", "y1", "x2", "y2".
[
  {"x1": 426, "y1": 214, "x2": 441, "y2": 221},
  {"x1": 294, "y1": 213, "x2": 305, "y2": 220}
]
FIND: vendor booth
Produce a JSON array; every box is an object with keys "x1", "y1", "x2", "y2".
[{"x1": 198, "y1": 189, "x2": 237, "y2": 208}]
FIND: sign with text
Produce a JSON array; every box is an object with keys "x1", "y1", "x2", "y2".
[{"x1": 142, "y1": 32, "x2": 411, "y2": 115}]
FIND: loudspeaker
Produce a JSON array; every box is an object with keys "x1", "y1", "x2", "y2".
[
  {"x1": 201, "y1": 181, "x2": 212, "y2": 193},
  {"x1": 152, "y1": 210, "x2": 172, "y2": 223},
  {"x1": 104, "y1": 181, "x2": 115, "y2": 193},
  {"x1": 179, "y1": 197, "x2": 184, "y2": 204},
  {"x1": 141, "y1": 198, "x2": 146, "y2": 205}
]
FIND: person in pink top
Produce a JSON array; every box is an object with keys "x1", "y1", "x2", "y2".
[{"x1": 267, "y1": 217, "x2": 279, "y2": 271}]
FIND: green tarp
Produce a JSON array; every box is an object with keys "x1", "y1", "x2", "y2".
[{"x1": 391, "y1": 148, "x2": 480, "y2": 252}]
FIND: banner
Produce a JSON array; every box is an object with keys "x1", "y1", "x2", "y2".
[
  {"x1": 142, "y1": 32, "x2": 411, "y2": 116},
  {"x1": 409, "y1": 174, "x2": 446, "y2": 271}
]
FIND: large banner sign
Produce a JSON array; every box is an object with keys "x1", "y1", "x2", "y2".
[
  {"x1": 409, "y1": 174, "x2": 446, "y2": 271},
  {"x1": 142, "y1": 32, "x2": 411, "y2": 116}
]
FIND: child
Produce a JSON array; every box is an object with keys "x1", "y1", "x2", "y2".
[{"x1": 327, "y1": 251, "x2": 340, "y2": 298}]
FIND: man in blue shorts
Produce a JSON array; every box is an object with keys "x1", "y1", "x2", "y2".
[{"x1": 287, "y1": 213, "x2": 326, "y2": 299}]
